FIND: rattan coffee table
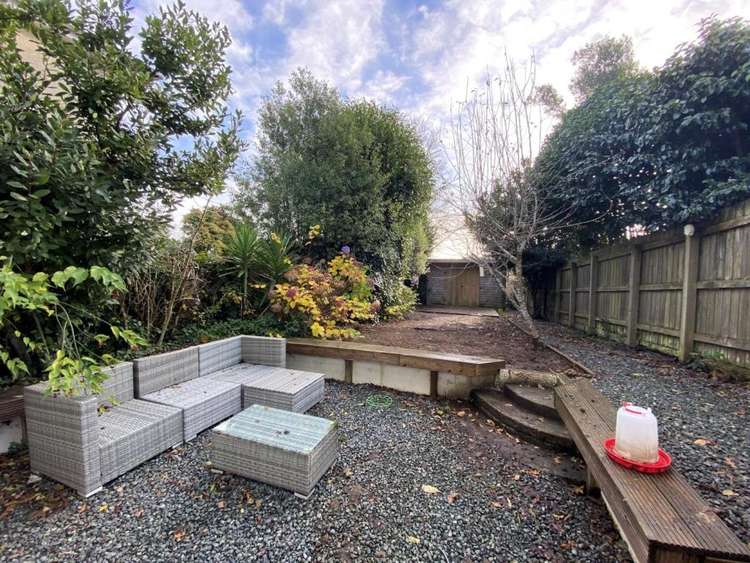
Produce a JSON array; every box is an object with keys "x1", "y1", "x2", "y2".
[{"x1": 210, "y1": 404, "x2": 338, "y2": 497}]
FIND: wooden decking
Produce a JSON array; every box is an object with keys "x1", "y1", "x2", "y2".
[{"x1": 555, "y1": 380, "x2": 750, "y2": 563}]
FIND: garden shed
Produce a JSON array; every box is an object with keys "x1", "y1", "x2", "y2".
[{"x1": 424, "y1": 217, "x2": 504, "y2": 308}]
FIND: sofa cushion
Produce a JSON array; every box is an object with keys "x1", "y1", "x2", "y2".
[
  {"x1": 141, "y1": 376, "x2": 241, "y2": 441},
  {"x1": 208, "y1": 364, "x2": 324, "y2": 413},
  {"x1": 98, "y1": 399, "x2": 183, "y2": 483}
]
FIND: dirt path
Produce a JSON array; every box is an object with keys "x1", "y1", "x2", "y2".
[{"x1": 359, "y1": 311, "x2": 575, "y2": 373}]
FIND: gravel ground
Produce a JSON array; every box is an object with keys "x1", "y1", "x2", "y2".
[
  {"x1": 0, "y1": 382, "x2": 629, "y2": 562},
  {"x1": 537, "y1": 320, "x2": 750, "y2": 544}
]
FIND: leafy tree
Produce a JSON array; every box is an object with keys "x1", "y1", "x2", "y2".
[
  {"x1": 0, "y1": 0, "x2": 243, "y2": 274},
  {"x1": 235, "y1": 69, "x2": 433, "y2": 311},
  {"x1": 535, "y1": 84, "x2": 566, "y2": 119},
  {"x1": 183, "y1": 205, "x2": 236, "y2": 261},
  {"x1": 535, "y1": 17, "x2": 750, "y2": 248},
  {"x1": 570, "y1": 35, "x2": 638, "y2": 102}
]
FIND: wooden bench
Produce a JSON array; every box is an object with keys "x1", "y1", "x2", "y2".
[
  {"x1": 555, "y1": 380, "x2": 750, "y2": 563},
  {"x1": 286, "y1": 339, "x2": 505, "y2": 398}
]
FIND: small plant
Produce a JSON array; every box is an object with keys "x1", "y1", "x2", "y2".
[{"x1": 0, "y1": 258, "x2": 146, "y2": 396}]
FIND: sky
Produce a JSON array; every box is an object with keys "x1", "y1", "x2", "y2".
[{"x1": 129, "y1": 0, "x2": 748, "y2": 232}]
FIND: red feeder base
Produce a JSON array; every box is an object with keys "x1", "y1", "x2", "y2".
[{"x1": 603, "y1": 438, "x2": 672, "y2": 474}]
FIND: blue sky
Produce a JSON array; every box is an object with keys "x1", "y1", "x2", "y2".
[{"x1": 129, "y1": 0, "x2": 746, "y2": 227}]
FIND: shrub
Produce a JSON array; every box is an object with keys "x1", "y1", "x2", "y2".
[
  {"x1": 0, "y1": 259, "x2": 146, "y2": 395},
  {"x1": 373, "y1": 273, "x2": 417, "y2": 320},
  {"x1": 270, "y1": 253, "x2": 377, "y2": 339}
]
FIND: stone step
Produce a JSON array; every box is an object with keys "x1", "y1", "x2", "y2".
[
  {"x1": 472, "y1": 389, "x2": 575, "y2": 452},
  {"x1": 504, "y1": 384, "x2": 560, "y2": 420}
]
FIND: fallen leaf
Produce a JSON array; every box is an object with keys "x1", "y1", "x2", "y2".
[
  {"x1": 421, "y1": 484, "x2": 440, "y2": 495},
  {"x1": 572, "y1": 485, "x2": 585, "y2": 496},
  {"x1": 217, "y1": 501, "x2": 225, "y2": 509},
  {"x1": 114, "y1": 485, "x2": 124, "y2": 494},
  {"x1": 133, "y1": 508, "x2": 144, "y2": 518},
  {"x1": 456, "y1": 411, "x2": 466, "y2": 417},
  {"x1": 97, "y1": 503, "x2": 109, "y2": 513},
  {"x1": 724, "y1": 457, "x2": 737, "y2": 470},
  {"x1": 343, "y1": 467, "x2": 353, "y2": 478},
  {"x1": 693, "y1": 438, "x2": 711, "y2": 447},
  {"x1": 173, "y1": 529, "x2": 186, "y2": 542},
  {"x1": 77, "y1": 503, "x2": 87, "y2": 514},
  {"x1": 490, "y1": 501, "x2": 503, "y2": 509},
  {"x1": 406, "y1": 536, "x2": 420, "y2": 545},
  {"x1": 512, "y1": 474, "x2": 520, "y2": 481},
  {"x1": 447, "y1": 492, "x2": 459, "y2": 504},
  {"x1": 721, "y1": 489, "x2": 738, "y2": 497}
]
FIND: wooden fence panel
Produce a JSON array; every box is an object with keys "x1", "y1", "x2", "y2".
[{"x1": 541, "y1": 198, "x2": 750, "y2": 368}]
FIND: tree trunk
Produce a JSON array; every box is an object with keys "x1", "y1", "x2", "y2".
[{"x1": 500, "y1": 259, "x2": 541, "y2": 343}]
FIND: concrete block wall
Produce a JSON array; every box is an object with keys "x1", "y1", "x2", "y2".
[
  {"x1": 288, "y1": 352, "x2": 495, "y2": 399},
  {"x1": 426, "y1": 263, "x2": 452, "y2": 305},
  {"x1": 479, "y1": 274, "x2": 504, "y2": 308}
]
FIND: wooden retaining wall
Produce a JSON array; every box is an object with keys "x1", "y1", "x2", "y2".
[{"x1": 543, "y1": 199, "x2": 750, "y2": 367}]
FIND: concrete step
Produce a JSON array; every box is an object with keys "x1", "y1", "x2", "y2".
[
  {"x1": 472, "y1": 388, "x2": 575, "y2": 452},
  {"x1": 504, "y1": 384, "x2": 560, "y2": 420}
]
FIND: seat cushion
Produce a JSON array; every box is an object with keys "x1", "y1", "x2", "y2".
[
  {"x1": 98, "y1": 399, "x2": 183, "y2": 483},
  {"x1": 142, "y1": 377, "x2": 241, "y2": 440},
  {"x1": 208, "y1": 364, "x2": 324, "y2": 413}
]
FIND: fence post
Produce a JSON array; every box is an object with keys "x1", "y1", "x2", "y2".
[
  {"x1": 568, "y1": 262, "x2": 577, "y2": 328},
  {"x1": 679, "y1": 225, "x2": 700, "y2": 361},
  {"x1": 587, "y1": 252, "x2": 598, "y2": 334},
  {"x1": 626, "y1": 245, "x2": 642, "y2": 347}
]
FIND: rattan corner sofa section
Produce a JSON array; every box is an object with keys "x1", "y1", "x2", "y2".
[
  {"x1": 24, "y1": 362, "x2": 183, "y2": 497},
  {"x1": 24, "y1": 335, "x2": 325, "y2": 497}
]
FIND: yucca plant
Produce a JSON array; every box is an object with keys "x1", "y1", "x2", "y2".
[
  {"x1": 259, "y1": 232, "x2": 297, "y2": 286},
  {"x1": 223, "y1": 223, "x2": 261, "y2": 316}
]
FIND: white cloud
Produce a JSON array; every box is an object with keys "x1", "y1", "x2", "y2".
[{"x1": 281, "y1": 0, "x2": 386, "y2": 94}]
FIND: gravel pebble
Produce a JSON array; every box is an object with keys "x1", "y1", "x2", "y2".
[
  {"x1": 539, "y1": 320, "x2": 750, "y2": 544},
  {"x1": 0, "y1": 382, "x2": 629, "y2": 562}
]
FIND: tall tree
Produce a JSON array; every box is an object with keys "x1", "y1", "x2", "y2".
[
  {"x1": 0, "y1": 0, "x2": 243, "y2": 274},
  {"x1": 446, "y1": 56, "x2": 573, "y2": 338},
  {"x1": 570, "y1": 35, "x2": 638, "y2": 102},
  {"x1": 235, "y1": 69, "x2": 433, "y2": 308},
  {"x1": 535, "y1": 17, "x2": 750, "y2": 248},
  {"x1": 183, "y1": 205, "x2": 236, "y2": 260}
]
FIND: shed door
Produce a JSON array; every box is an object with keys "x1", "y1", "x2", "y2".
[{"x1": 448, "y1": 266, "x2": 480, "y2": 306}]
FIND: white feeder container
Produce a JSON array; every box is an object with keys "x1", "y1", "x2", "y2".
[{"x1": 614, "y1": 403, "x2": 659, "y2": 463}]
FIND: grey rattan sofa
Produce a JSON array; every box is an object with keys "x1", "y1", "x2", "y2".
[
  {"x1": 133, "y1": 336, "x2": 324, "y2": 441},
  {"x1": 25, "y1": 335, "x2": 325, "y2": 496},
  {"x1": 24, "y1": 362, "x2": 183, "y2": 497}
]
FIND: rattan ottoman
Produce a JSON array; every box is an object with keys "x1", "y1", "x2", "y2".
[{"x1": 210, "y1": 405, "x2": 337, "y2": 497}]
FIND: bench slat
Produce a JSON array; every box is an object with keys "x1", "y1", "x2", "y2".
[{"x1": 555, "y1": 380, "x2": 750, "y2": 563}]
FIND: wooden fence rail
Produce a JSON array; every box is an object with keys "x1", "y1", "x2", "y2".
[{"x1": 538, "y1": 199, "x2": 750, "y2": 367}]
